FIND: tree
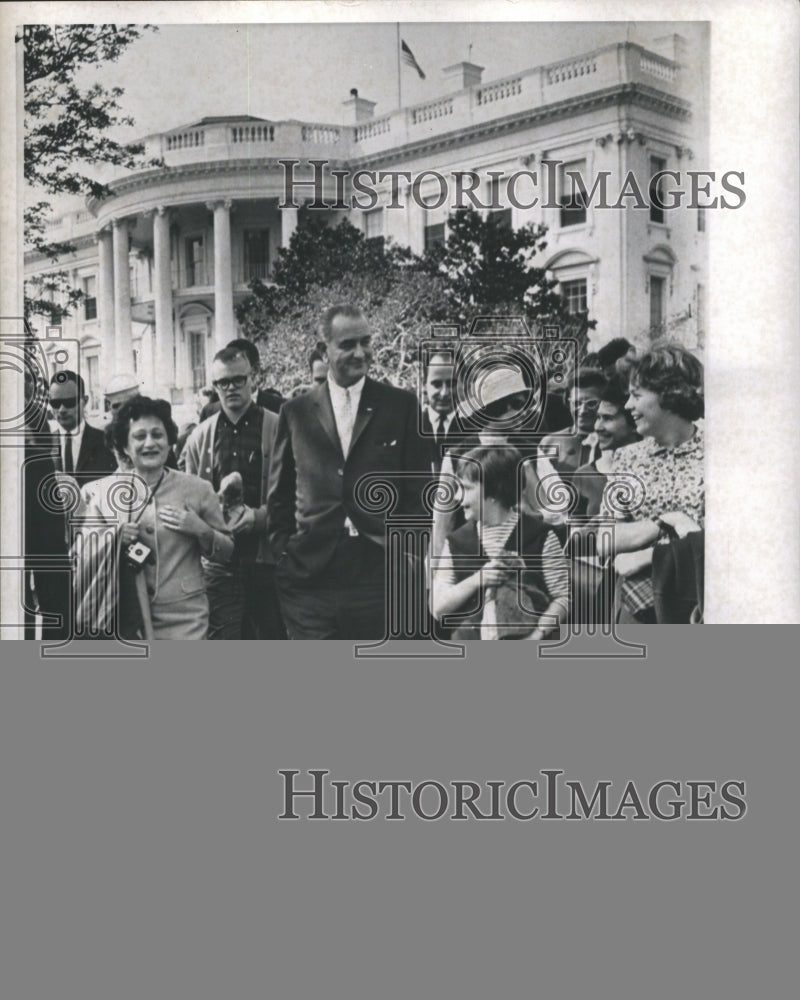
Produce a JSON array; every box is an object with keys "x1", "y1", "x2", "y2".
[
  {"x1": 417, "y1": 208, "x2": 596, "y2": 386},
  {"x1": 20, "y1": 24, "x2": 159, "y2": 319},
  {"x1": 422, "y1": 207, "x2": 594, "y2": 339},
  {"x1": 249, "y1": 267, "x2": 449, "y2": 394},
  {"x1": 236, "y1": 205, "x2": 596, "y2": 394},
  {"x1": 236, "y1": 207, "x2": 449, "y2": 392}
]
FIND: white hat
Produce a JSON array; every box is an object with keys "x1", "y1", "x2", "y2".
[
  {"x1": 104, "y1": 373, "x2": 139, "y2": 396},
  {"x1": 461, "y1": 364, "x2": 530, "y2": 417}
]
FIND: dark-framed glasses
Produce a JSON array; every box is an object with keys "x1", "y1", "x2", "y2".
[
  {"x1": 212, "y1": 376, "x2": 249, "y2": 391},
  {"x1": 50, "y1": 398, "x2": 78, "y2": 410}
]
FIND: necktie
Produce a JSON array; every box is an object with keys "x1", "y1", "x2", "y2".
[
  {"x1": 64, "y1": 433, "x2": 74, "y2": 475},
  {"x1": 436, "y1": 414, "x2": 447, "y2": 445},
  {"x1": 341, "y1": 387, "x2": 355, "y2": 455}
]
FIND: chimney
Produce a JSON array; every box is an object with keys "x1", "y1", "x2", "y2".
[
  {"x1": 651, "y1": 33, "x2": 687, "y2": 64},
  {"x1": 441, "y1": 61, "x2": 484, "y2": 93},
  {"x1": 342, "y1": 88, "x2": 376, "y2": 123}
]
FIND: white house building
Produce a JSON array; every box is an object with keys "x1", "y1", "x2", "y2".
[{"x1": 25, "y1": 35, "x2": 707, "y2": 422}]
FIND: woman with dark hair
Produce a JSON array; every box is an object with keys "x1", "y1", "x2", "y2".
[
  {"x1": 432, "y1": 446, "x2": 570, "y2": 640},
  {"x1": 77, "y1": 397, "x2": 233, "y2": 639},
  {"x1": 603, "y1": 344, "x2": 704, "y2": 623}
]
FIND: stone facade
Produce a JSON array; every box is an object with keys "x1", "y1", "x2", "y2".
[{"x1": 24, "y1": 39, "x2": 707, "y2": 423}]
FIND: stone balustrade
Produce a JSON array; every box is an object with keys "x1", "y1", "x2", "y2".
[{"x1": 130, "y1": 43, "x2": 683, "y2": 169}]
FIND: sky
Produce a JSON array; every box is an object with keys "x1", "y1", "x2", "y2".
[
  {"x1": 77, "y1": 20, "x2": 707, "y2": 138},
  {"x1": 45, "y1": 18, "x2": 706, "y2": 213}
]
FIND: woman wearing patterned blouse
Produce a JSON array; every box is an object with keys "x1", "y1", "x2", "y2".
[
  {"x1": 432, "y1": 446, "x2": 570, "y2": 640},
  {"x1": 602, "y1": 345, "x2": 704, "y2": 622}
]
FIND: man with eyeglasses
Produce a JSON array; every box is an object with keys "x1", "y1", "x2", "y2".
[
  {"x1": 48, "y1": 370, "x2": 116, "y2": 484},
  {"x1": 24, "y1": 364, "x2": 70, "y2": 638},
  {"x1": 180, "y1": 346, "x2": 285, "y2": 639},
  {"x1": 537, "y1": 368, "x2": 606, "y2": 483},
  {"x1": 198, "y1": 338, "x2": 283, "y2": 419}
]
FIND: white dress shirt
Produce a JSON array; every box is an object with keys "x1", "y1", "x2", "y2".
[
  {"x1": 327, "y1": 375, "x2": 366, "y2": 536},
  {"x1": 328, "y1": 374, "x2": 365, "y2": 456},
  {"x1": 57, "y1": 419, "x2": 85, "y2": 472},
  {"x1": 426, "y1": 406, "x2": 455, "y2": 443}
]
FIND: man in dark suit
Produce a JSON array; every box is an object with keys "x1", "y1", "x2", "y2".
[
  {"x1": 48, "y1": 370, "x2": 116, "y2": 485},
  {"x1": 24, "y1": 366, "x2": 70, "y2": 639},
  {"x1": 268, "y1": 304, "x2": 435, "y2": 640},
  {"x1": 419, "y1": 350, "x2": 466, "y2": 474}
]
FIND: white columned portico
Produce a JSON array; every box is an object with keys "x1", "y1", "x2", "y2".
[
  {"x1": 208, "y1": 199, "x2": 234, "y2": 351},
  {"x1": 96, "y1": 228, "x2": 115, "y2": 387},
  {"x1": 112, "y1": 218, "x2": 133, "y2": 372},
  {"x1": 152, "y1": 206, "x2": 174, "y2": 399},
  {"x1": 281, "y1": 205, "x2": 298, "y2": 247},
  {"x1": 408, "y1": 188, "x2": 426, "y2": 255}
]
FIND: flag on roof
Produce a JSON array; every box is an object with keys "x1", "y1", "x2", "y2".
[{"x1": 401, "y1": 39, "x2": 426, "y2": 79}]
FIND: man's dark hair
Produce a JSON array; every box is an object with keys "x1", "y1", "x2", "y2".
[
  {"x1": 49, "y1": 369, "x2": 86, "y2": 397},
  {"x1": 111, "y1": 396, "x2": 178, "y2": 454},
  {"x1": 213, "y1": 345, "x2": 253, "y2": 368},
  {"x1": 225, "y1": 338, "x2": 260, "y2": 370},
  {"x1": 599, "y1": 375, "x2": 637, "y2": 429},
  {"x1": 321, "y1": 304, "x2": 366, "y2": 342},
  {"x1": 597, "y1": 338, "x2": 633, "y2": 370},
  {"x1": 629, "y1": 344, "x2": 704, "y2": 422},
  {"x1": 456, "y1": 446, "x2": 523, "y2": 511},
  {"x1": 566, "y1": 367, "x2": 607, "y2": 397},
  {"x1": 422, "y1": 348, "x2": 455, "y2": 379}
]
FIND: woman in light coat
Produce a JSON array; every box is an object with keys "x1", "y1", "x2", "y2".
[{"x1": 78, "y1": 397, "x2": 233, "y2": 639}]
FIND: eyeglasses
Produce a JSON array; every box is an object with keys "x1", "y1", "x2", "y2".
[
  {"x1": 212, "y1": 376, "x2": 249, "y2": 391},
  {"x1": 50, "y1": 398, "x2": 78, "y2": 410}
]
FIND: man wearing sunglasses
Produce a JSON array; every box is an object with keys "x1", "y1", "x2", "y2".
[
  {"x1": 48, "y1": 370, "x2": 116, "y2": 484},
  {"x1": 180, "y1": 346, "x2": 284, "y2": 639}
]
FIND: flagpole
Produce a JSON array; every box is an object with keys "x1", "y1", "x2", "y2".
[{"x1": 396, "y1": 23, "x2": 402, "y2": 110}]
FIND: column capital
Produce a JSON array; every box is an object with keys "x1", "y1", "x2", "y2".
[
  {"x1": 149, "y1": 205, "x2": 172, "y2": 225},
  {"x1": 94, "y1": 226, "x2": 113, "y2": 243},
  {"x1": 205, "y1": 198, "x2": 234, "y2": 213},
  {"x1": 111, "y1": 216, "x2": 135, "y2": 231}
]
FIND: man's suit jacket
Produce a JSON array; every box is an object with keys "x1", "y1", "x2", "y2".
[
  {"x1": 268, "y1": 377, "x2": 436, "y2": 582},
  {"x1": 419, "y1": 409, "x2": 481, "y2": 473},
  {"x1": 53, "y1": 423, "x2": 116, "y2": 484},
  {"x1": 179, "y1": 405, "x2": 279, "y2": 564}
]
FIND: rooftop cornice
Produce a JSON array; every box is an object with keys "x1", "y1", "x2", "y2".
[
  {"x1": 350, "y1": 83, "x2": 691, "y2": 170},
  {"x1": 79, "y1": 80, "x2": 691, "y2": 213},
  {"x1": 88, "y1": 157, "x2": 353, "y2": 211}
]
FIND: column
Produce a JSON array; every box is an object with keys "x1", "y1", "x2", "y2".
[
  {"x1": 281, "y1": 205, "x2": 298, "y2": 247},
  {"x1": 407, "y1": 193, "x2": 426, "y2": 255},
  {"x1": 208, "y1": 200, "x2": 233, "y2": 351},
  {"x1": 152, "y1": 206, "x2": 174, "y2": 400},
  {"x1": 96, "y1": 228, "x2": 115, "y2": 388},
  {"x1": 112, "y1": 218, "x2": 133, "y2": 372}
]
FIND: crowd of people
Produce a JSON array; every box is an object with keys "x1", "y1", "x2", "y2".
[{"x1": 22, "y1": 308, "x2": 705, "y2": 641}]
